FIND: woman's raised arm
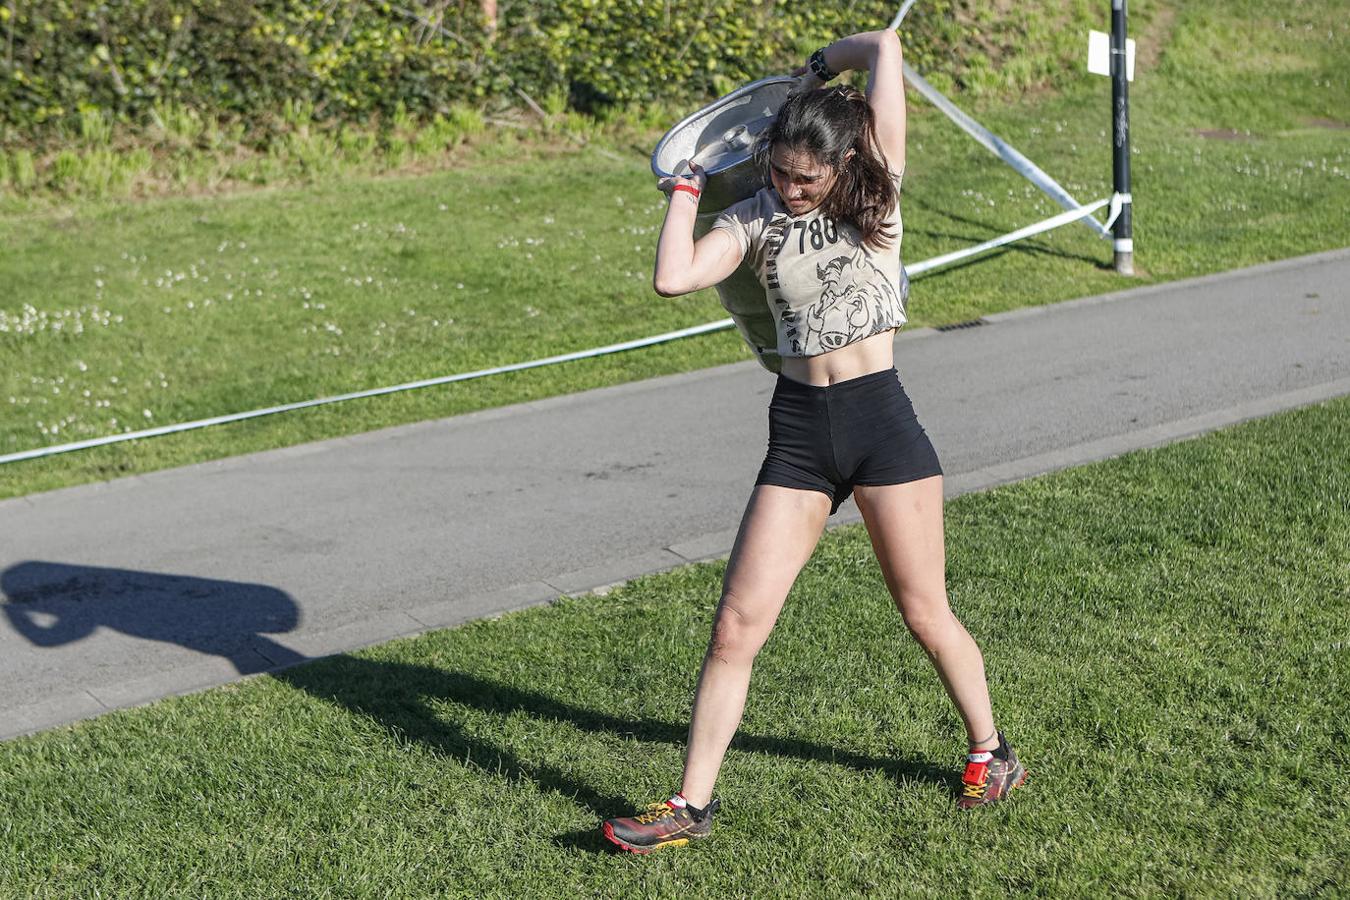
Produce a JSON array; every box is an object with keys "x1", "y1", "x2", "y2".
[{"x1": 798, "y1": 30, "x2": 906, "y2": 172}]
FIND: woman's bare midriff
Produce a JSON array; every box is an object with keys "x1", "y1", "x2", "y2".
[{"x1": 778, "y1": 329, "x2": 897, "y2": 386}]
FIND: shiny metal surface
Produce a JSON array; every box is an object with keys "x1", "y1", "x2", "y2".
[
  {"x1": 653, "y1": 76, "x2": 797, "y2": 371},
  {"x1": 651, "y1": 76, "x2": 795, "y2": 214}
]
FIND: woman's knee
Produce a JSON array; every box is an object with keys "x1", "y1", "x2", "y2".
[
  {"x1": 709, "y1": 594, "x2": 770, "y2": 664},
  {"x1": 897, "y1": 593, "x2": 959, "y2": 647}
]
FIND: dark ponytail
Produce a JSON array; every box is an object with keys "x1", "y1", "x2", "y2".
[{"x1": 754, "y1": 85, "x2": 898, "y2": 252}]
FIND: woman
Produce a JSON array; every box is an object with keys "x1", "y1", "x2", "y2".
[{"x1": 602, "y1": 30, "x2": 1026, "y2": 855}]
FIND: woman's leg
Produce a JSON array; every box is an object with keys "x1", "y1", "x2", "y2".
[
  {"x1": 679, "y1": 484, "x2": 831, "y2": 807},
  {"x1": 853, "y1": 476, "x2": 998, "y2": 750}
]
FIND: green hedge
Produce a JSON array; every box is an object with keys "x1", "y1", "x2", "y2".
[{"x1": 1, "y1": 1, "x2": 1102, "y2": 146}]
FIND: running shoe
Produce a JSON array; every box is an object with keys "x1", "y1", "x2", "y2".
[
  {"x1": 602, "y1": 796, "x2": 719, "y2": 853},
  {"x1": 957, "y1": 732, "x2": 1028, "y2": 809}
]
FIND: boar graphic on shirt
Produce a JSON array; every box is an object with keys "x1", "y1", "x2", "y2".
[{"x1": 780, "y1": 249, "x2": 907, "y2": 354}]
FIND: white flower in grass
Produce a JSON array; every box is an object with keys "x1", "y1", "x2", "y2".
[{"x1": 143, "y1": 409, "x2": 153, "y2": 419}]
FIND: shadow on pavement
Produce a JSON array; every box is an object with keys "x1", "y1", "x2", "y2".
[
  {"x1": 274, "y1": 655, "x2": 956, "y2": 852},
  {"x1": 1, "y1": 560, "x2": 306, "y2": 673}
]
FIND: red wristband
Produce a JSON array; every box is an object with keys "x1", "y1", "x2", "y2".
[{"x1": 672, "y1": 183, "x2": 701, "y2": 200}]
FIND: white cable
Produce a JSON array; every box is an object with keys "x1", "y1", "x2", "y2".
[
  {"x1": 889, "y1": 0, "x2": 920, "y2": 30},
  {"x1": 907, "y1": 198, "x2": 1110, "y2": 275},
  {"x1": 900, "y1": 62, "x2": 1111, "y2": 239},
  {"x1": 0, "y1": 320, "x2": 735, "y2": 466},
  {"x1": 1103, "y1": 192, "x2": 1132, "y2": 230},
  {"x1": 889, "y1": 0, "x2": 1108, "y2": 236},
  {"x1": 2, "y1": 201, "x2": 1111, "y2": 467}
]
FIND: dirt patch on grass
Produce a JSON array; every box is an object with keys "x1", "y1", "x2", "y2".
[
  {"x1": 1194, "y1": 128, "x2": 1253, "y2": 141},
  {"x1": 1304, "y1": 117, "x2": 1348, "y2": 130}
]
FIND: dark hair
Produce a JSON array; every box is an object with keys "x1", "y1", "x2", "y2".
[{"x1": 754, "y1": 85, "x2": 898, "y2": 251}]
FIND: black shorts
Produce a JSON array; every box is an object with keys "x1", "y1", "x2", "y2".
[{"x1": 755, "y1": 368, "x2": 942, "y2": 514}]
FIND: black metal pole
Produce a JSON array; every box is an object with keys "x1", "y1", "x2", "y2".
[{"x1": 1111, "y1": 0, "x2": 1133, "y2": 274}]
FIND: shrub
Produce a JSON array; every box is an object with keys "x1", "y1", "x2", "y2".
[{"x1": 0, "y1": 1, "x2": 1107, "y2": 148}]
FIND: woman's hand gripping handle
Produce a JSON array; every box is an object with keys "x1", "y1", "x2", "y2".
[{"x1": 652, "y1": 160, "x2": 741, "y2": 297}]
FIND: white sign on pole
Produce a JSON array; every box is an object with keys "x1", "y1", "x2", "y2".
[{"x1": 1088, "y1": 30, "x2": 1135, "y2": 80}]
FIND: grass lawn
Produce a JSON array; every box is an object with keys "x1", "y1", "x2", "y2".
[
  {"x1": 1, "y1": 397, "x2": 1346, "y2": 896},
  {"x1": 1, "y1": 0, "x2": 1347, "y2": 500}
]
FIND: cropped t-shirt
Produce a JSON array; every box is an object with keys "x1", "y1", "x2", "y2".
[{"x1": 711, "y1": 172, "x2": 908, "y2": 360}]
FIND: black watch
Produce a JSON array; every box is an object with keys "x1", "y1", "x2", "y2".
[{"x1": 809, "y1": 47, "x2": 839, "y2": 82}]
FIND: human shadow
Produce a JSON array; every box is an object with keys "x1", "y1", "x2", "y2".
[
  {"x1": 1, "y1": 560, "x2": 307, "y2": 673},
  {"x1": 274, "y1": 655, "x2": 957, "y2": 851}
]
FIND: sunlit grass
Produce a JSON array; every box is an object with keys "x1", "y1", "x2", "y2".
[{"x1": 1, "y1": 398, "x2": 1345, "y2": 896}]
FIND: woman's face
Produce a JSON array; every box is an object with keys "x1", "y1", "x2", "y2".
[{"x1": 769, "y1": 146, "x2": 838, "y2": 216}]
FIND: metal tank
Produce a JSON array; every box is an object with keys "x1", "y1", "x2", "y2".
[{"x1": 651, "y1": 76, "x2": 797, "y2": 373}]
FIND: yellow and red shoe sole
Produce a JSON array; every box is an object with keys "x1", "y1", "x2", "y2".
[{"x1": 601, "y1": 821, "x2": 693, "y2": 854}]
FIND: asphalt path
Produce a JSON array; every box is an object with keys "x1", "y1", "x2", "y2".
[{"x1": 2, "y1": 249, "x2": 1347, "y2": 741}]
